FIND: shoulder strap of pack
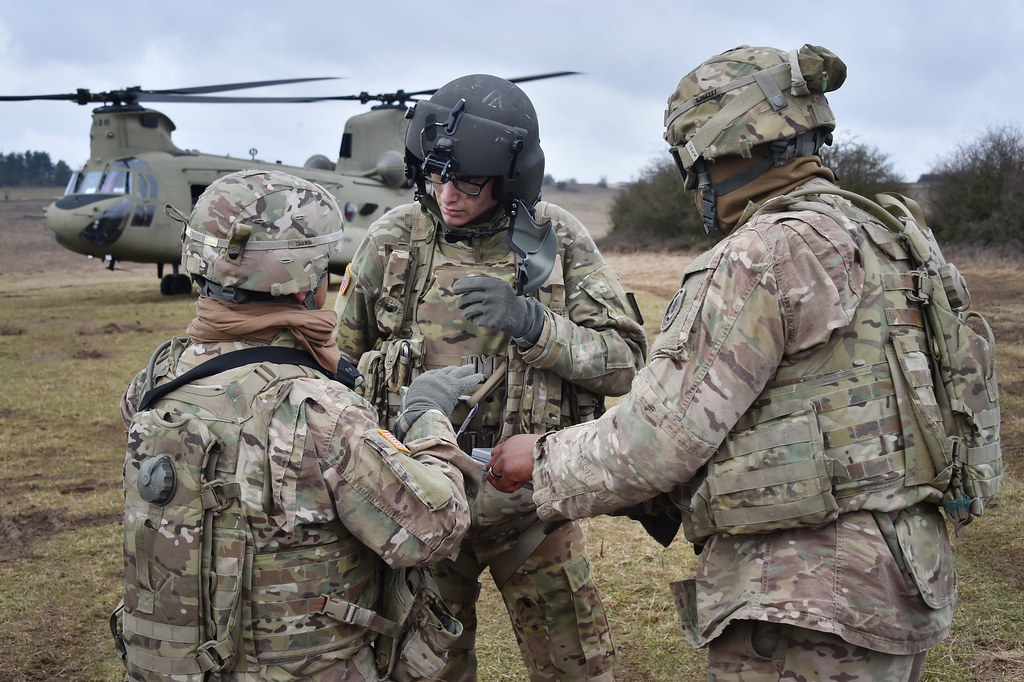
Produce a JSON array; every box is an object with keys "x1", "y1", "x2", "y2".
[
  {"x1": 755, "y1": 185, "x2": 912, "y2": 235},
  {"x1": 751, "y1": 186, "x2": 952, "y2": 276},
  {"x1": 139, "y1": 346, "x2": 360, "y2": 411}
]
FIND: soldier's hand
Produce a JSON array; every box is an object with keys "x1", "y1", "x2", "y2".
[
  {"x1": 453, "y1": 275, "x2": 546, "y2": 343},
  {"x1": 394, "y1": 364, "x2": 484, "y2": 440},
  {"x1": 486, "y1": 434, "x2": 541, "y2": 493}
]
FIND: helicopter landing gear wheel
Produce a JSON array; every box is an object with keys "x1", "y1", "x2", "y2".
[
  {"x1": 160, "y1": 274, "x2": 192, "y2": 296},
  {"x1": 174, "y1": 274, "x2": 192, "y2": 295}
]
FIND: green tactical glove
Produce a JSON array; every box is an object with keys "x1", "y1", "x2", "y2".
[
  {"x1": 394, "y1": 364, "x2": 485, "y2": 441},
  {"x1": 452, "y1": 274, "x2": 546, "y2": 344}
]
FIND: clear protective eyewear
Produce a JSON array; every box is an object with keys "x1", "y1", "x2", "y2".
[{"x1": 425, "y1": 172, "x2": 491, "y2": 197}]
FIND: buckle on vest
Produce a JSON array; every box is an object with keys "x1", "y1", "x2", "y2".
[
  {"x1": 201, "y1": 480, "x2": 240, "y2": 513},
  {"x1": 907, "y1": 269, "x2": 931, "y2": 304},
  {"x1": 196, "y1": 639, "x2": 233, "y2": 672},
  {"x1": 317, "y1": 595, "x2": 359, "y2": 624}
]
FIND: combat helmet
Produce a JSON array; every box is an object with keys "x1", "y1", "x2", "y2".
[
  {"x1": 664, "y1": 44, "x2": 847, "y2": 233},
  {"x1": 174, "y1": 169, "x2": 344, "y2": 305},
  {"x1": 405, "y1": 74, "x2": 556, "y2": 294},
  {"x1": 405, "y1": 73, "x2": 545, "y2": 213}
]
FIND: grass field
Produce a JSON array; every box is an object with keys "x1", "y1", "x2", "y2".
[{"x1": 0, "y1": 186, "x2": 1020, "y2": 681}]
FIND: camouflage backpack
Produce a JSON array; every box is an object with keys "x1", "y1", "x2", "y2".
[
  {"x1": 112, "y1": 340, "x2": 461, "y2": 680},
  {"x1": 772, "y1": 188, "x2": 1003, "y2": 531},
  {"x1": 111, "y1": 342, "x2": 342, "y2": 679}
]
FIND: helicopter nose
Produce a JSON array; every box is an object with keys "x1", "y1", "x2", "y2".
[{"x1": 45, "y1": 195, "x2": 132, "y2": 251}]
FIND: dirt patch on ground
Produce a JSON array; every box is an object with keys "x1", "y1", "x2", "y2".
[{"x1": 0, "y1": 508, "x2": 121, "y2": 563}]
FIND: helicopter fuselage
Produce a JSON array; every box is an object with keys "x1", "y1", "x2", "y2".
[
  {"x1": 44, "y1": 149, "x2": 411, "y2": 270},
  {"x1": 38, "y1": 103, "x2": 415, "y2": 293}
]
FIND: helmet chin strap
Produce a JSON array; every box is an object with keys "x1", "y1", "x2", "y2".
[
  {"x1": 193, "y1": 276, "x2": 251, "y2": 304},
  {"x1": 303, "y1": 271, "x2": 329, "y2": 310},
  {"x1": 694, "y1": 157, "x2": 773, "y2": 236},
  {"x1": 692, "y1": 129, "x2": 833, "y2": 235}
]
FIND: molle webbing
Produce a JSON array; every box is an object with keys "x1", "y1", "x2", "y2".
[
  {"x1": 736, "y1": 362, "x2": 908, "y2": 502},
  {"x1": 250, "y1": 536, "x2": 374, "y2": 661},
  {"x1": 684, "y1": 198, "x2": 941, "y2": 540},
  {"x1": 695, "y1": 361, "x2": 911, "y2": 536},
  {"x1": 774, "y1": 188, "x2": 1002, "y2": 527}
]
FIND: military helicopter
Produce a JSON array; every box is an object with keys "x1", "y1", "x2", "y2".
[{"x1": 1, "y1": 73, "x2": 573, "y2": 295}]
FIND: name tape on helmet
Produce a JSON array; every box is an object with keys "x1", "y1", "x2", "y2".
[{"x1": 665, "y1": 62, "x2": 790, "y2": 129}]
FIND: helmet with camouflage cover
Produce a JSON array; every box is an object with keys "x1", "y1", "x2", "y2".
[
  {"x1": 177, "y1": 169, "x2": 344, "y2": 302},
  {"x1": 663, "y1": 44, "x2": 847, "y2": 234},
  {"x1": 665, "y1": 44, "x2": 846, "y2": 176},
  {"x1": 404, "y1": 73, "x2": 545, "y2": 213}
]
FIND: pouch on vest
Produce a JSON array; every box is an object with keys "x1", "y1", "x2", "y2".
[
  {"x1": 118, "y1": 407, "x2": 248, "y2": 680},
  {"x1": 376, "y1": 247, "x2": 416, "y2": 336},
  {"x1": 357, "y1": 348, "x2": 387, "y2": 413},
  {"x1": 375, "y1": 565, "x2": 463, "y2": 682},
  {"x1": 687, "y1": 404, "x2": 839, "y2": 541},
  {"x1": 359, "y1": 245, "x2": 427, "y2": 421}
]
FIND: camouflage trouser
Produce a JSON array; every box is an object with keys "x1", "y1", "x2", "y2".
[
  {"x1": 707, "y1": 620, "x2": 928, "y2": 682},
  {"x1": 431, "y1": 483, "x2": 616, "y2": 682}
]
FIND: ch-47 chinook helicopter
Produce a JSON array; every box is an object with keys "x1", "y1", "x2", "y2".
[{"x1": 0, "y1": 73, "x2": 573, "y2": 295}]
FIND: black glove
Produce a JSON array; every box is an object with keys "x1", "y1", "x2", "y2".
[
  {"x1": 393, "y1": 364, "x2": 484, "y2": 440},
  {"x1": 610, "y1": 495, "x2": 682, "y2": 548},
  {"x1": 452, "y1": 275, "x2": 546, "y2": 344}
]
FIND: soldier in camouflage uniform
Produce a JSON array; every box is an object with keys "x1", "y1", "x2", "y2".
[
  {"x1": 488, "y1": 46, "x2": 993, "y2": 681},
  {"x1": 117, "y1": 169, "x2": 484, "y2": 681},
  {"x1": 334, "y1": 74, "x2": 648, "y2": 681}
]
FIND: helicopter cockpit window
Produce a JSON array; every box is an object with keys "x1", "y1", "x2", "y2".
[
  {"x1": 97, "y1": 160, "x2": 133, "y2": 195},
  {"x1": 136, "y1": 173, "x2": 157, "y2": 199},
  {"x1": 100, "y1": 170, "x2": 129, "y2": 194},
  {"x1": 79, "y1": 171, "x2": 104, "y2": 195},
  {"x1": 63, "y1": 171, "x2": 82, "y2": 196}
]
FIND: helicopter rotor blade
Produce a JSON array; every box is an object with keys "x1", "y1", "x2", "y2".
[
  {"x1": 0, "y1": 72, "x2": 578, "y2": 107},
  {"x1": 0, "y1": 78, "x2": 341, "y2": 105},
  {"x1": 148, "y1": 77, "x2": 340, "y2": 95},
  {"x1": 0, "y1": 92, "x2": 86, "y2": 102},
  {"x1": 508, "y1": 71, "x2": 581, "y2": 85},
  {"x1": 137, "y1": 93, "x2": 345, "y2": 104},
  {"x1": 354, "y1": 71, "x2": 582, "y2": 107}
]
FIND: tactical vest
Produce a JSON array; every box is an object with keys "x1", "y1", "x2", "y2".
[
  {"x1": 678, "y1": 190, "x2": 1001, "y2": 543},
  {"x1": 115, "y1": 340, "x2": 379, "y2": 680},
  {"x1": 355, "y1": 203, "x2": 592, "y2": 451}
]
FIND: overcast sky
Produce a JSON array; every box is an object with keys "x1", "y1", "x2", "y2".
[{"x1": 2, "y1": 1, "x2": 1022, "y2": 186}]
